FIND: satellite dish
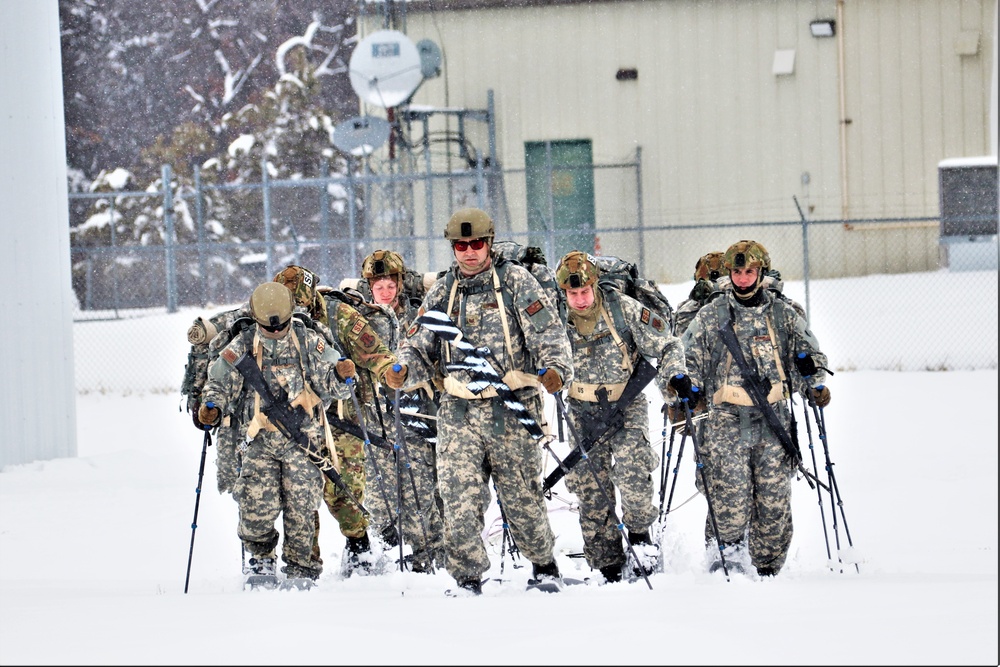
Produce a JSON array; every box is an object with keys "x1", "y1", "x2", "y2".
[
  {"x1": 417, "y1": 39, "x2": 442, "y2": 79},
  {"x1": 332, "y1": 115, "x2": 391, "y2": 156},
  {"x1": 349, "y1": 30, "x2": 423, "y2": 108}
]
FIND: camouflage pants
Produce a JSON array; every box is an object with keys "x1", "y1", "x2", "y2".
[
  {"x1": 364, "y1": 434, "x2": 447, "y2": 569},
  {"x1": 695, "y1": 406, "x2": 794, "y2": 572},
  {"x1": 233, "y1": 429, "x2": 324, "y2": 578},
  {"x1": 436, "y1": 392, "x2": 555, "y2": 583},
  {"x1": 214, "y1": 425, "x2": 240, "y2": 496},
  {"x1": 320, "y1": 428, "x2": 368, "y2": 539},
  {"x1": 566, "y1": 396, "x2": 659, "y2": 570}
]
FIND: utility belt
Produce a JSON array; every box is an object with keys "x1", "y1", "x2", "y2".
[
  {"x1": 712, "y1": 381, "x2": 786, "y2": 407},
  {"x1": 567, "y1": 380, "x2": 627, "y2": 402},
  {"x1": 443, "y1": 370, "x2": 540, "y2": 400}
]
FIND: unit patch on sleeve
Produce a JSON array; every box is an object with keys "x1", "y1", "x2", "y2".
[
  {"x1": 316, "y1": 339, "x2": 325, "y2": 354},
  {"x1": 350, "y1": 319, "x2": 366, "y2": 336},
  {"x1": 651, "y1": 316, "x2": 665, "y2": 332},
  {"x1": 640, "y1": 308, "x2": 651, "y2": 325},
  {"x1": 221, "y1": 348, "x2": 237, "y2": 364},
  {"x1": 407, "y1": 322, "x2": 420, "y2": 337},
  {"x1": 359, "y1": 332, "x2": 376, "y2": 350},
  {"x1": 525, "y1": 300, "x2": 544, "y2": 317}
]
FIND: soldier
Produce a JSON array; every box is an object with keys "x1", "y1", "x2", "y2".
[
  {"x1": 358, "y1": 249, "x2": 447, "y2": 573},
  {"x1": 672, "y1": 251, "x2": 725, "y2": 338},
  {"x1": 681, "y1": 240, "x2": 831, "y2": 577},
  {"x1": 390, "y1": 208, "x2": 574, "y2": 595},
  {"x1": 674, "y1": 251, "x2": 806, "y2": 338},
  {"x1": 272, "y1": 265, "x2": 404, "y2": 576},
  {"x1": 198, "y1": 282, "x2": 356, "y2": 584},
  {"x1": 181, "y1": 303, "x2": 250, "y2": 495},
  {"x1": 554, "y1": 251, "x2": 693, "y2": 583}
]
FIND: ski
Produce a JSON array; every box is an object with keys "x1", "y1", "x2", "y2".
[
  {"x1": 416, "y1": 309, "x2": 544, "y2": 440},
  {"x1": 525, "y1": 577, "x2": 587, "y2": 593}
]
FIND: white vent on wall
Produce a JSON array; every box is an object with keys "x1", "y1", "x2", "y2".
[{"x1": 773, "y1": 49, "x2": 796, "y2": 76}]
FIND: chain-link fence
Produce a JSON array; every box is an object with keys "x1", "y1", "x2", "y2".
[{"x1": 69, "y1": 160, "x2": 998, "y2": 394}]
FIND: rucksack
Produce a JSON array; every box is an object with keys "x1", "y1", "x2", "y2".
[
  {"x1": 492, "y1": 240, "x2": 567, "y2": 324},
  {"x1": 591, "y1": 254, "x2": 675, "y2": 335}
]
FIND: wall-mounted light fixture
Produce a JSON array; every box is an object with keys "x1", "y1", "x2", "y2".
[
  {"x1": 616, "y1": 68, "x2": 638, "y2": 81},
  {"x1": 810, "y1": 19, "x2": 836, "y2": 38}
]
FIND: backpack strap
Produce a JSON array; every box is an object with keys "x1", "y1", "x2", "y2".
[{"x1": 599, "y1": 288, "x2": 637, "y2": 373}]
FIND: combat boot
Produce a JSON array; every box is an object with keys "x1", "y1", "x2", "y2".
[
  {"x1": 343, "y1": 532, "x2": 375, "y2": 577},
  {"x1": 628, "y1": 530, "x2": 659, "y2": 578},
  {"x1": 529, "y1": 561, "x2": 564, "y2": 592},
  {"x1": 599, "y1": 562, "x2": 624, "y2": 583},
  {"x1": 708, "y1": 541, "x2": 749, "y2": 575}
]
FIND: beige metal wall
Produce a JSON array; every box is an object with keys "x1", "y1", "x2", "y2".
[{"x1": 358, "y1": 0, "x2": 997, "y2": 282}]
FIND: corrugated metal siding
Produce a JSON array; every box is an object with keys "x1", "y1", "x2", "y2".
[
  {"x1": 0, "y1": 3, "x2": 77, "y2": 469},
  {"x1": 359, "y1": 0, "x2": 996, "y2": 281}
]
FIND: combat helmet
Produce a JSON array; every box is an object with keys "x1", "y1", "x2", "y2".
[
  {"x1": 555, "y1": 251, "x2": 601, "y2": 290},
  {"x1": 362, "y1": 249, "x2": 405, "y2": 282},
  {"x1": 444, "y1": 208, "x2": 495, "y2": 242},
  {"x1": 273, "y1": 265, "x2": 319, "y2": 309},
  {"x1": 723, "y1": 240, "x2": 771, "y2": 272},
  {"x1": 694, "y1": 251, "x2": 725, "y2": 282},
  {"x1": 250, "y1": 282, "x2": 294, "y2": 336}
]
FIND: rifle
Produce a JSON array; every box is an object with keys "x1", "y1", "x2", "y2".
[
  {"x1": 716, "y1": 305, "x2": 826, "y2": 490},
  {"x1": 541, "y1": 356, "x2": 658, "y2": 493},
  {"x1": 231, "y1": 352, "x2": 369, "y2": 515}
]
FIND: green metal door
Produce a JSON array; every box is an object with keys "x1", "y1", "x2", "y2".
[{"x1": 525, "y1": 140, "x2": 595, "y2": 263}]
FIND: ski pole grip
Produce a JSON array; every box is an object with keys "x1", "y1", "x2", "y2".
[
  {"x1": 206, "y1": 401, "x2": 216, "y2": 409},
  {"x1": 537, "y1": 368, "x2": 547, "y2": 376},
  {"x1": 393, "y1": 363, "x2": 402, "y2": 372}
]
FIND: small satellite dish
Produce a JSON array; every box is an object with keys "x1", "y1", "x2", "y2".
[
  {"x1": 332, "y1": 115, "x2": 391, "y2": 156},
  {"x1": 417, "y1": 39, "x2": 442, "y2": 79},
  {"x1": 349, "y1": 30, "x2": 423, "y2": 108}
]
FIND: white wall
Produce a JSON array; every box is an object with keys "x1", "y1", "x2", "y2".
[{"x1": 0, "y1": 2, "x2": 77, "y2": 468}]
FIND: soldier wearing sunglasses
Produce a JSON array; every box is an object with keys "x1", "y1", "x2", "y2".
[{"x1": 387, "y1": 208, "x2": 574, "y2": 595}]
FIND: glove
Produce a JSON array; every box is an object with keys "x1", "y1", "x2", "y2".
[
  {"x1": 384, "y1": 364, "x2": 408, "y2": 390},
  {"x1": 663, "y1": 396, "x2": 706, "y2": 428},
  {"x1": 795, "y1": 353, "x2": 818, "y2": 377},
  {"x1": 668, "y1": 373, "x2": 699, "y2": 404},
  {"x1": 538, "y1": 368, "x2": 563, "y2": 394},
  {"x1": 197, "y1": 402, "x2": 220, "y2": 429},
  {"x1": 335, "y1": 358, "x2": 356, "y2": 381},
  {"x1": 811, "y1": 385, "x2": 831, "y2": 408},
  {"x1": 190, "y1": 404, "x2": 206, "y2": 431}
]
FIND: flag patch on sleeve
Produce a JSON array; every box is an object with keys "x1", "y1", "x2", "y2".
[
  {"x1": 222, "y1": 348, "x2": 237, "y2": 364},
  {"x1": 526, "y1": 300, "x2": 544, "y2": 316}
]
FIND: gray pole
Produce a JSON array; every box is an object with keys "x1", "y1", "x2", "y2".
[
  {"x1": 793, "y1": 195, "x2": 813, "y2": 325},
  {"x1": 162, "y1": 164, "x2": 178, "y2": 313},
  {"x1": 262, "y1": 155, "x2": 274, "y2": 280},
  {"x1": 423, "y1": 114, "x2": 435, "y2": 270},
  {"x1": 347, "y1": 156, "x2": 358, "y2": 278},
  {"x1": 320, "y1": 159, "x2": 331, "y2": 283},
  {"x1": 545, "y1": 141, "x2": 556, "y2": 264},
  {"x1": 194, "y1": 164, "x2": 207, "y2": 306},
  {"x1": 635, "y1": 146, "x2": 645, "y2": 277}
]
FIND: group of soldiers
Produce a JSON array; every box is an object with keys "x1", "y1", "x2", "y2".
[{"x1": 181, "y1": 206, "x2": 832, "y2": 595}]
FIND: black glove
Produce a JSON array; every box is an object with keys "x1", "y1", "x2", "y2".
[
  {"x1": 668, "y1": 374, "x2": 698, "y2": 404},
  {"x1": 795, "y1": 353, "x2": 818, "y2": 377}
]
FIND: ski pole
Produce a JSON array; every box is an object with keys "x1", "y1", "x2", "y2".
[
  {"x1": 184, "y1": 427, "x2": 212, "y2": 594},
  {"x1": 679, "y1": 391, "x2": 733, "y2": 581},
  {"x1": 344, "y1": 365, "x2": 398, "y2": 538},
  {"x1": 810, "y1": 393, "x2": 859, "y2": 573},
  {"x1": 555, "y1": 393, "x2": 653, "y2": 590},
  {"x1": 798, "y1": 392, "x2": 833, "y2": 567},
  {"x1": 657, "y1": 408, "x2": 674, "y2": 522},
  {"x1": 391, "y1": 374, "x2": 435, "y2": 573}
]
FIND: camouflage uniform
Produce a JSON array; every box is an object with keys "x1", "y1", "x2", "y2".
[
  {"x1": 674, "y1": 272, "x2": 805, "y2": 338},
  {"x1": 362, "y1": 293, "x2": 448, "y2": 571},
  {"x1": 397, "y1": 259, "x2": 574, "y2": 586},
  {"x1": 564, "y1": 286, "x2": 687, "y2": 572},
  {"x1": 316, "y1": 292, "x2": 398, "y2": 542},
  {"x1": 202, "y1": 318, "x2": 351, "y2": 579},
  {"x1": 180, "y1": 305, "x2": 249, "y2": 494},
  {"x1": 681, "y1": 290, "x2": 828, "y2": 574}
]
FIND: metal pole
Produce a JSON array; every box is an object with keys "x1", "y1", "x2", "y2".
[
  {"x1": 347, "y1": 156, "x2": 358, "y2": 278},
  {"x1": 487, "y1": 90, "x2": 499, "y2": 226},
  {"x1": 794, "y1": 195, "x2": 813, "y2": 325},
  {"x1": 162, "y1": 164, "x2": 178, "y2": 313},
  {"x1": 320, "y1": 159, "x2": 331, "y2": 283},
  {"x1": 635, "y1": 146, "x2": 645, "y2": 277},
  {"x1": 545, "y1": 141, "x2": 556, "y2": 264},
  {"x1": 423, "y1": 115, "x2": 435, "y2": 270},
  {"x1": 109, "y1": 196, "x2": 120, "y2": 316},
  {"x1": 262, "y1": 155, "x2": 274, "y2": 280},
  {"x1": 194, "y1": 164, "x2": 207, "y2": 306}
]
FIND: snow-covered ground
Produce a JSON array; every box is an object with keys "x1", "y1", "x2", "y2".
[{"x1": 1, "y1": 270, "x2": 997, "y2": 665}]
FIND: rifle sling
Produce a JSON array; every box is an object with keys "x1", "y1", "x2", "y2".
[{"x1": 716, "y1": 307, "x2": 800, "y2": 463}]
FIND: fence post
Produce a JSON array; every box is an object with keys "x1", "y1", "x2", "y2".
[
  {"x1": 320, "y1": 159, "x2": 331, "y2": 282},
  {"x1": 109, "y1": 196, "x2": 120, "y2": 316},
  {"x1": 162, "y1": 164, "x2": 178, "y2": 313},
  {"x1": 635, "y1": 146, "x2": 645, "y2": 278},
  {"x1": 262, "y1": 155, "x2": 274, "y2": 280},
  {"x1": 194, "y1": 164, "x2": 207, "y2": 306},
  {"x1": 423, "y1": 114, "x2": 435, "y2": 270},
  {"x1": 794, "y1": 195, "x2": 813, "y2": 324},
  {"x1": 347, "y1": 156, "x2": 358, "y2": 277},
  {"x1": 545, "y1": 141, "x2": 556, "y2": 264}
]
